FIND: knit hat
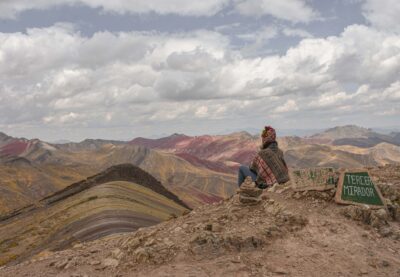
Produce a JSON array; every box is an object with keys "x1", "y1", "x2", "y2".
[{"x1": 261, "y1": 126, "x2": 276, "y2": 145}]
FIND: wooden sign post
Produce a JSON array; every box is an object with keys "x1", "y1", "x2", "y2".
[
  {"x1": 290, "y1": 167, "x2": 339, "y2": 191},
  {"x1": 335, "y1": 170, "x2": 385, "y2": 208}
]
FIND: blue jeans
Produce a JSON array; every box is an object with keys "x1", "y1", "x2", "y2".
[{"x1": 238, "y1": 165, "x2": 257, "y2": 187}]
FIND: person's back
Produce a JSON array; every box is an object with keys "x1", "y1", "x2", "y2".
[
  {"x1": 238, "y1": 126, "x2": 289, "y2": 188},
  {"x1": 250, "y1": 141, "x2": 289, "y2": 187}
]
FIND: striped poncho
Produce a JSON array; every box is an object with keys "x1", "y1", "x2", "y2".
[{"x1": 250, "y1": 142, "x2": 289, "y2": 186}]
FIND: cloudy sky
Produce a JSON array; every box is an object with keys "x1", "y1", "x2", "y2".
[{"x1": 0, "y1": 0, "x2": 399, "y2": 141}]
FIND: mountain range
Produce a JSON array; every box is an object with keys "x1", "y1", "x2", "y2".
[
  {"x1": 130, "y1": 125, "x2": 400, "y2": 171},
  {"x1": 1, "y1": 125, "x2": 400, "y2": 216},
  {"x1": 0, "y1": 125, "x2": 400, "y2": 273},
  {"x1": 0, "y1": 131, "x2": 235, "y2": 215}
]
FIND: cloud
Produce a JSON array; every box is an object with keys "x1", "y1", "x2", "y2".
[
  {"x1": 0, "y1": 0, "x2": 231, "y2": 19},
  {"x1": 282, "y1": 27, "x2": 313, "y2": 38},
  {"x1": 1, "y1": 20, "x2": 400, "y2": 139},
  {"x1": 309, "y1": 92, "x2": 351, "y2": 108},
  {"x1": 233, "y1": 0, "x2": 319, "y2": 23},
  {"x1": 0, "y1": 0, "x2": 320, "y2": 24},
  {"x1": 273, "y1": 100, "x2": 299, "y2": 113},
  {"x1": 362, "y1": 0, "x2": 400, "y2": 33},
  {"x1": 236, "y1": 25, "x2": 278, "y2": 56},
  {"x1": 382, "y1": 81, "x2": 400, "y2": 100}
]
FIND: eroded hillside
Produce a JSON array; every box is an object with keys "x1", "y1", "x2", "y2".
[
  {"x1": 1, "y1": 175, "x2": 399, "y2": 277},
  {"x1": 0, "y1": 133, "x2": 236, "y2": 214},
  {"x1": 0, "y1": 164, "x2": 188, "y2": 267}
]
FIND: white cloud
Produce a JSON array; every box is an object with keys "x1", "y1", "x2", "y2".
[
  {"x1": 195, "y1": 106, "x2": 209, "y2": 118},
  {"x1": 274, "y1": 99, "x2": 299, "y2": 113},
  {"x1": 1, "y1": 20, "x2": 400, "y2": 138},
  {"x1": 309, "y1": 92, "x2": 351, "y2": 108},
  {"x1": 382, "y1": 81, "x2": 400, "y2": 100},
  {"x1": 234, "y1": 0, "x2": 318, "y2": 23},
  {"x1": 362, "y1": 0, "x2": 400, "y2": 33},
  {"x1": 375, "y1": 108, "x2": 400, "y2": 116}
]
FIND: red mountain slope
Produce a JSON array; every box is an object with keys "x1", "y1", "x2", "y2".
[{"x1": 130, "y1": 132, "x2": 259, "y2": 173}]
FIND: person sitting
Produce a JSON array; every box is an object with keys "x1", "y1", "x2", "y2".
[{"x1": 238, "y1": 126, "x2": 289, "y2": 188}]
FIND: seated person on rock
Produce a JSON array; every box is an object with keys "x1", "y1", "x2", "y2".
[{"x1": 238, "y1": 126, "x2": 289, "y2": 188}]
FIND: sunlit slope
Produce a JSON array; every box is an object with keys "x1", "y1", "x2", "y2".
[
  {"x1": 84, "y1": 145, "x2": 237, "y2": 205},
  {"x1": 0, "y1": 142, "x2": 236, "y2": 214},
  {"x1": 0, "y1": 161, "x2": 96, "y2": 215},
  {"x1": 285, "y1": 143, "x2": 400, "y2": 169},
  {"x1": 0, "y1": 180, "x2": 187, "y2": 266},
  {"x1": 130, "y1": 132, "x2": 260, "y2": 171}
]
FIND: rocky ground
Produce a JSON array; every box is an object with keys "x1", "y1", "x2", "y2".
[{"x1": 1, "y1": 177, "x2": 400, "y2": 277}]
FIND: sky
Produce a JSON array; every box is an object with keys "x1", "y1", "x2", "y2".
[{"x1": 0, "y1": 0, "x2": 399, "y2": 141}]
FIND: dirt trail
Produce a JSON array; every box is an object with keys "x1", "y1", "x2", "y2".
[{"x1": 0, "y1": 182, "x2": 399, "y2": 277}]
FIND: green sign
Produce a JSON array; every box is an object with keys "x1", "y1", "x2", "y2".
[
  {"x1": 337, "y1": 172, "x2": 384, "y2": 206},
  {"x1": 290, "y1": 167, "x2": 339, "y2": 191}
]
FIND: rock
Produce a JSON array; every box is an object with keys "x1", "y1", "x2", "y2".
[
  {"x1": 392, "y1": 230, "x2": 400, "y2": 240},
  {"x1": 239, "y1": 177, "x2": 262, "y2": 198},
  {"x1": 173, "y1": 227, "x2": 182, "y2": 233},
  {"x1": 238, "y1": 178, "x2": 262, "y2": 205},
  {"x1": 241, "y1": 176, "x2": 254, "y2": 186},
  {"x1": 375, "y1": 209, "x2": 388, "y2": 220},
  {"x1": 144, "y1": 239, "x2": 156, "y2": 247},
  {"x1": 55, "y1": 259, "x2": 69, "y2": 270},
  {"x1": 240, "y1": 187, "x2": 263, "y2": 198},
  {"x1": 342, "y1": 205, "x2": 392, "y2": 232},
  {"x1": 72, "y1": 243, "x2": 83, "y2": 249},
  {"x1": 239, "y1": 195, "x2": 261, "y2": 205},
  {"x1": 64, "y1": 261, "x2": 75, "y2": 270},
  {"x1": 90, "y1": 260, "x2": 101, "y2": 266},
  {"x1": 267, "y1": 199, "x2": 275, "y2": 205},
  {"x1": 276, "y1": 187, "x2": 290, "y2": 194},
  {"x1": 111, "y1": 248, "x2": 123, "y2": 259},
  {"x1": 134, "y1": 247, "x2": 151, "y2": 263},
  {"x1": 268, "y1": 183, "x2": 279, "y2": 193},
  {"x1": 265, "y1": 225, "x2": 280, "y2": 237},
  {"x1": 292, "y1": 192, "x2": 302, "y2": 200},
  {"x1": 211, "y1": 223, "x2": 223, "y2": 232},
  {"x1": 102, "y1": 258, "x2": 119, "y2": 268},
  {"x1": 342, "y1": 206, "x2": 371, "y2": 225},
  {"x1": 387, "y1": 204, "x2": 399, "y2": 221},
  {"x1": 370, "y1": 209, "x2": 389, "y2": 228},
  {"x1": 204, "y1": 223, "x2": 212, "y2": 231},
  {"x1": 161, "y1": 238, "x2": 174, "y2": 248},
  {"x1": 380, "y1": 260, "x2": 390, "y2": 267},
  {"x1": 378, "y1": 227, "x2": 392, "y2": 237},
  {"x1": 272, "y1": 267, "x2": 288, "y2": 275}
]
